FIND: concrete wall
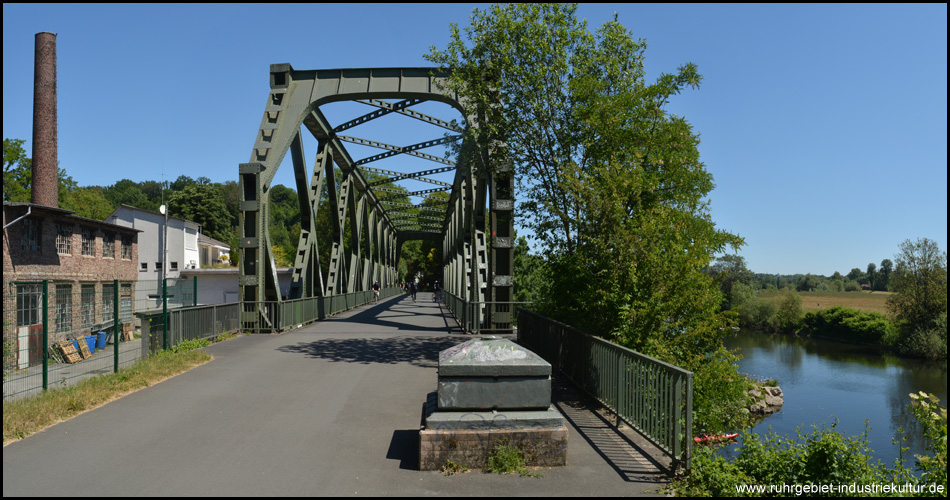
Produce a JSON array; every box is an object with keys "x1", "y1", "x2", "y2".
[{"x1": 180, "y1": 268, "x2": 294, "y2": 305}]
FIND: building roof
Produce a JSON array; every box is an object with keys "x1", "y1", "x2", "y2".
[
  {"x1": 107, "y1": 204, "x2": 200, "y2": 227},
  {"x1": 4, "y1": 202, "x2": 141, "y2": 233},
  {"x1": 198, "y1": 232, "x2": 230, "y2": 250}
]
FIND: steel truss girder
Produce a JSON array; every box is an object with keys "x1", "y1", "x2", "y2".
[
  {"x1": 358, "y1": 165, "x2": 451, "y2": 188},
  {"x1": 354, "y1": 98, "x2": 463, "y2": 132},
  {"x1": 336, "y1": 134, "x2": 459, "y2": 166},
  {"x1": 366, "y1": 165, "x2": 456, "y2": 187},
  {"x1": 375, "y1": 186, "x2": 451, "y2": 199},
  {"x1": 239, "y1": 64, "x2": 510, "y2": 333},
  {"x1": 333, "y1": 98, "x2": 424, "y2": 133}
]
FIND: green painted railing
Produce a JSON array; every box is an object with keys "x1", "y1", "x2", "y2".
[
  {"x1": 443, "y1": 291, "x2": 533, "y2": 333},
  {"x1": 517, "y1": 308, "x2": 693, "y2": 471},
  {"x1": 241, "y1": 287, "x2": 400, "y2": 334}
]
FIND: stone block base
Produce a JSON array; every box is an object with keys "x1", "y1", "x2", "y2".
[{"x1": 418, "y1": 425, "x2": 568, "y2": 471}]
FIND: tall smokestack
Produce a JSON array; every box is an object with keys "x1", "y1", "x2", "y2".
[{"x1": 32, "y1": 32, "x2": 58, "y2": 208}]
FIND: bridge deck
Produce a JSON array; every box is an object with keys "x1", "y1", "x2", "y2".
[{"x1": 2, "y1": 293, "x2": 671, "y2": 496}]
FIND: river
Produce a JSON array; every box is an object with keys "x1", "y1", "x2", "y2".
[{"x1": 721, "y1": 329, "x2": 948, "y2": 468}]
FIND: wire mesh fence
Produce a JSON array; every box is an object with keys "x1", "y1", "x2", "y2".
[
  {"x1": 3, "y1": 278, "x2": 200, "y2": 400},
  {"x1": 4, "y1": 279, "x2": 403, "y2": 400}
]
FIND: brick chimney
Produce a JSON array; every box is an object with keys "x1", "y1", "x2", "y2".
[{"x1": 32, "y1": 32, "x2": 58, "y2": 208}]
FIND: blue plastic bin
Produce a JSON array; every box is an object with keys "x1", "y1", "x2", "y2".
[
  {"x1": 96, "y1": 331, "x2": 107, "y2": 349},
  {"x1": 84, "y1": 334, "x2": 96, "y2": 354}
]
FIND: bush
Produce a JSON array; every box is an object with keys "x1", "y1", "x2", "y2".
[
  {"x1": 801, "y1": 306, "x2": 897, "y2": 345},
  {"x1": 690, "y1": 347, "x2": 755, "y2": 434},
  {"x1": 908, "y1": 392, "x2": 948, "y2": 491},
  {"x1": 671, "y1": 395, "x2": 949, "y2": 496},
  {"x1": 775, "y1": 291, "x2": 803, "y2": 332},
  {"x1": 899, "y1": 314, "x2": 947, "y2": 359}
]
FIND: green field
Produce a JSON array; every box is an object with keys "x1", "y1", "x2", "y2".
[{"x1": 757, "y1": 291, "x2": 892, "y2": 315}]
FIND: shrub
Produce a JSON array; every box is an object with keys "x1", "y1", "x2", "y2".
[
  {"x1": 775, "y1": 291, "x2": 803, "y2": 332},
  {"x1": 801, "y1": 306, "x2": 896, "y2": 345},
  {"x1": 908, "y1": 392, "x2": 948, "y2": 491},
  {"x1": 671, "y1": 395, "x2": 949, "y2": 496},
  {"x1": 899, "y1": 314, "x2": 947, "y2": 359}
]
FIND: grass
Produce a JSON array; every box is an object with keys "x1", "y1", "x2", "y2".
[
  {"x1": 487, "y1": 438, "x2": 542, "y2": 477},
  {"x1": 758, "y1": 290, "x2": 892, "y2": 314},
  {"x1": 3, "y1": 346, "x2": 212, "y2": 446}
]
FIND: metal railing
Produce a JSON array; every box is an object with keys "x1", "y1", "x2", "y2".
[
  {"x1": 442, "y1": 291, "x2": 533, "y2": 334},
  {"x1": 517, "y1": 308, "x2": 693, "y2": 471},
  {"x1": 241, "y1": 287, "x2": 400, "y2": 334},
  {"x1": 139, "y1": 302, "x2": 241, "y2": 353}
]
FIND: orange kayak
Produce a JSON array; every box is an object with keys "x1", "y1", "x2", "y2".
[{"x1": 693, "y1": 432, "x2": 738, "y2": 444}]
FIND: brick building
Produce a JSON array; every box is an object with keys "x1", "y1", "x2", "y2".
[{"x1": 3, "y1": 202, "x2": 139, "y2": 369}]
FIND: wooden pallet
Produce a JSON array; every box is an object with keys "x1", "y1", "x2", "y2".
[
  {"x1": 76, "y1": 339, "x2": 92, "y2": 359},
  {"x1": 57, "y1": 341, "x2": 82, "y2": 364},
  {"x1": 121, "y1": 323, "x2": 134, "y2": 341}
]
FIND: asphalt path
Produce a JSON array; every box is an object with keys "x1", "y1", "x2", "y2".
[{"x1": 2, "y1": 293, "x2": 671, "y2": 496}]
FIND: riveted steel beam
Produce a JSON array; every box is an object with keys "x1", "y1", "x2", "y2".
[
  {"x1": 333, "y1": 98, "x2": 424, "y2": 133},
  {"x1": 358, "y1": 165, "x2": 451, "y2": 188},
  {"x1": 355, "y1": 98, "x2": 463, "y2": 132}
]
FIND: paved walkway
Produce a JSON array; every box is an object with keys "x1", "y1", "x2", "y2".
[{"x1": 2, "y1": 293, "x2": 672, "y2": 497}]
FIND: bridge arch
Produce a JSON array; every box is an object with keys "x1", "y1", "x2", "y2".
[{"x1": 238, "y1": 64, "x2": 514, "y2": 333}]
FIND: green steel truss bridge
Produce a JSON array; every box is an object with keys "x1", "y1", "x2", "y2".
[{"x1": 238, "y1": 64, "x2": 514, "y2": 333}]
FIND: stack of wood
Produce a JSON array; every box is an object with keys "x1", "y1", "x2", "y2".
[{"x1": 55, "y1": 341, "x2": 82, "y2": 364}]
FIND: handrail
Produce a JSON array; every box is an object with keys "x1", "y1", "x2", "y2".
[
  {"x1": 442, "y1": 291, "x2": 533, "y2": 334},
  {"x1": 516, "y1": 307, "x2": 693, "y2": 471},
  {"x1": 240, "y1": 287, "x2": 401, "y2": 334}
]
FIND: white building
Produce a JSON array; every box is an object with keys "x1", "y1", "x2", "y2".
[
  {"x1": 199, "y1": 233, "x2": 231, "y2": 268},
  {"x1": 107, "y1": 205, "x2": 204, "y2": 309}
]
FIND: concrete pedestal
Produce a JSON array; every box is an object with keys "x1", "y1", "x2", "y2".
[{"x1": 418, "y1": 337, "x2": 568, "y2": 471}]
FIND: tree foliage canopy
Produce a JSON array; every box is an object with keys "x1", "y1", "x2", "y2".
[
  {"x1": 888, "y1": 238, "x2": 948, "y2": 332},
  {"x1": 427, "y1": 4, "x2": 746, "y2": 431}
]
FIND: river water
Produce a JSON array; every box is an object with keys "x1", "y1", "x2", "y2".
[{"x1": 721, "y1": 329, "x2": 947, "y2": 468}]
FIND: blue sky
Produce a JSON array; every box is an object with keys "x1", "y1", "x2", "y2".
[{"x1": 3, "y1": 3, "x2": 946, "y2": 276}]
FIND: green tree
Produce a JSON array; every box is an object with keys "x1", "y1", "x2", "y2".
[
  {"x1": 866, "y1": 262, "x2": 876, "y2": 291},
  {"x1": 887, "y1": 238, "x2": 948, "y2": 335},
  {"x1": 513, "y1": 233, "x2": 545, "y2": 305},
  {"x1": 710, "y1": 254, "x2": 755, "y2": 309},
  {"x1": 847, "y1": 267, "x2": 867, "y2": 285},
  {"x1": 167, "y1": 183, "x2": 232, "y2": 242},
  {"x1": 104, "y1": 179, "x2": 151, "y2": 211},
  {"x1": 3, "y1": 138, "x2": 32, "y2": 202},
  {"x1": 797, "y1": 274, "x2": 819, "y2": 292},
  {"x1": 60, "y1": 186, "x2": 115, "y2": 220},
  {"x1": 427, "y1": 3, "x2": 746, "y2": 432},
  {"x1": 877, "y1": 258, "x2": 893, "y2": 291}
]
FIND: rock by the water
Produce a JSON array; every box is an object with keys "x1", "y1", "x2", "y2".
[{"x1": 747, "y1": 384, "x2": 784, "y2": 416}]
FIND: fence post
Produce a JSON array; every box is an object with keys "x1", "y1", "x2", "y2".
[
  {"x1": 162, "y1": 278, "x2": 168, "y2": 351},
  {"x1": 113, "y1": 279, "x2": 119, "y2": 373},
  {"x1": 42, "y1": 279, "x2": 49, "y2": 392}
]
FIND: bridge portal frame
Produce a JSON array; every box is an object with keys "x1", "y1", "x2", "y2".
[{"x1": 238, "y1": 64, "x2": 514, "y2": 333}]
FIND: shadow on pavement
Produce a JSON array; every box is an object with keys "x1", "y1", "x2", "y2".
[
  {"x1": 386, "y1": 429, "x2": 421, "y2": 470},
  {"x1": 277, "y1": 335, "x2": 463, "y2": 367},
  {"x1": 552, "y1": 377, "x2": 673, "y2": 484},
  {"x1": 323, "y1": 295, "x2": 465, "y2": 335}
]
